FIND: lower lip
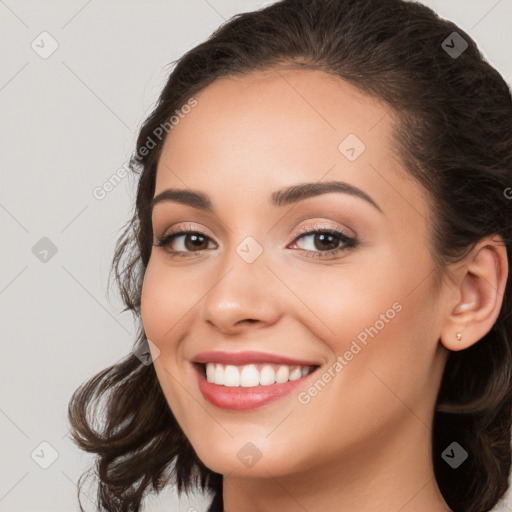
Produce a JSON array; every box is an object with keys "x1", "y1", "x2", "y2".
[{"x1": 194, "y1": 364, "x2": 316, "y2": 410}]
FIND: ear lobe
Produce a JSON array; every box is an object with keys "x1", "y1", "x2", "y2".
[{"x1": 440, "y1": 238, "x2": 508, "y2": 352}]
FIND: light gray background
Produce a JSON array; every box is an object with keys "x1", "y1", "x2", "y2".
[{"x1": 1, "y1": 1, "x2": 511, "y2": 511}]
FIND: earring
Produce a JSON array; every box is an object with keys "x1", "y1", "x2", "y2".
[{"x1": 456, "y1": 332, "x2": 462, "y2": 342}]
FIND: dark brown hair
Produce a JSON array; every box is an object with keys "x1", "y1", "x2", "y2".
[{"x1": 67, "y1": 0, "x2": 512, "y2": 511}]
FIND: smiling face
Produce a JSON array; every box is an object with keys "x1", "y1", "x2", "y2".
[{"x1": 140, "y1": 67, "x2": 450, "y2": 481}]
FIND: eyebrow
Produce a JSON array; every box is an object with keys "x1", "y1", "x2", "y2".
[{"x1": 150, "y1": 180, "x2": 383, "y2": 214}]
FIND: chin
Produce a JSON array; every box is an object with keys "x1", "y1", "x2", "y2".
[{"x1": 189, "y1": 433, "x2": 311, "y2": 478}]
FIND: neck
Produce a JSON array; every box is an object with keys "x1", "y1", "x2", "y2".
[{"x1": 222, "y1": 415, "x2": 451, "y2": 512}]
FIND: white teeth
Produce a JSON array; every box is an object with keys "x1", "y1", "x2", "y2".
[
  {"x1": 206, "y1": 363, "x2": 216, "y2": 383},
  {"x1": 224, "y1": 365, "x2": 240, "y2": 386},
  {"x1": 240, "y1": 365, "x2": 260, "y2": 387},
  {"x1": 259, "y1": 365, "x2": 275, "y2": 386},
  {"x1": 289, "y1": 367, "x2": 302, "y2": 381},
  {"x1": 204, "y1": 362, "x2": 314, "y2": 387},
  {"x1": 275, "y1": 365, "x2": 289, "y2": 383},
  {"x1": 214, "y1": 364, "x2": 224, "y2": 385}
]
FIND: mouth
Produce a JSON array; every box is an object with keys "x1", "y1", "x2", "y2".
[
  {"x1": 191, "y1": 351, "x2": 321, "y2": 410},
  {"x1": 197, "y1": 361, "x2": 317, "y2": 385}
]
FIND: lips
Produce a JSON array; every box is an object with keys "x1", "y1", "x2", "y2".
[
  {"x1": 191, "y1": 351, "x2": 320, "y2": 410},
  {"x1": 192, "y1": 350, "x2": 320, "y2": 367}
]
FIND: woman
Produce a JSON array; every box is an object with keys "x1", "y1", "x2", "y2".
[{"x1": 68, "y1": 0, "x2": 512, "y2": 511}]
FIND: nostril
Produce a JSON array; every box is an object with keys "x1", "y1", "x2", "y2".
[{"x1": 239, "y1": 319, "x2": 258, "y2": 325}]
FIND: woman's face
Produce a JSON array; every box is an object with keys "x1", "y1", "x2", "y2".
[{"x1": 141, "y1": 68, "x2": 450, "y2": 477}]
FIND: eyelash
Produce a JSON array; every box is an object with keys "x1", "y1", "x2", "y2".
[{"x1": 153, "y1": 224, "x2": 358, "y2": 259}]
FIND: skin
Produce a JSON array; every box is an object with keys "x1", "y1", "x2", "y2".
[{"x1": 140, "y1": 68, "x2": 508, "y2": 512}]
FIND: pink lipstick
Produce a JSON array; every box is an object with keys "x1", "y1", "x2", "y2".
[{"x1": 192, "y1": 351, "x2": 320, "y2": 410}]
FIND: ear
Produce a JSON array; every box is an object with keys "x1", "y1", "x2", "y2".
[{"x1": 440, "y1": 236, "x2": 508, "y2": 351}]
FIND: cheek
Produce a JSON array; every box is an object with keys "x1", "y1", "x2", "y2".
[
  {"x1": 141, "y1": 266, "x2": 171, "y2": 346},
  {"x1": 317, "y1": 271, "x2": 439, "y2": 417},
  {"x1": 279, "y1": 277, "x2": 438, "y2": 467},
  {"x1": 140, "y1": 261, "x2": 200, "y2": 427},
  {"x1": 285, "y1": 257, "x2": 405, "y2": 348},
  {"x1": 140, "y1": 259, "x2": 198, "y2": 348},
  {"x1": 289, "y1": 248, "x2": 439, "y2": 393}
]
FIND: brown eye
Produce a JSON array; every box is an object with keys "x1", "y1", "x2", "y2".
[
  {"x1": 181, "y1": 233, "x2": 210, "y2": 251},
  {"x1": 290, "y1": 228, "x2": 358, "y2": 258},
  {"x1": 311, "y1": 232, "x2": 340, "y2": 251},
  {"x1": 155, "y1": 229, "x2": 216, "y2": 254}
]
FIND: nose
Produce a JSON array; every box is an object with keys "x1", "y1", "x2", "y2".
[{"x1": 200, "y1": 248, "x2": 283, "y2": 335}]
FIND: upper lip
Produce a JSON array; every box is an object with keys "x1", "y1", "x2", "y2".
[{"x1": 192, "y1": 350, "x2": 320, "y2": 367}]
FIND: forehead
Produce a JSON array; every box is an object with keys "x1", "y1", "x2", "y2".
[
  {"x1": 155, "y1": 67, "x2": 427, "y2": 221},
  {"x1": 159, "y1": 67, "x2": 397, "y2": 168}
]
